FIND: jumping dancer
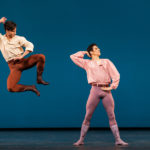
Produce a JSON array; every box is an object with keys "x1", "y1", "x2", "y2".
[{"x1": 0, "y1": 17, "x2": 49, "y2": 96}]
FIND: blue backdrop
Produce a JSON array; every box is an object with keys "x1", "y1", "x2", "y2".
[{"x1": 0, "y1": 0, "x2": 149, "y2": 128}]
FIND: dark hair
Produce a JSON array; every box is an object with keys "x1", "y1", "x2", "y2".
[
  {"x1": 4, "y1": 21, "x2": 17, "y2": 31},
  {"x1": 87, "y1": 43, "x2": 97, "y2": 56}
]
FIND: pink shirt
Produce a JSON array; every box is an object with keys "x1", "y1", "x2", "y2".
[{"x1": 70, "y1": 51, "x2": 120, "y2": 89}]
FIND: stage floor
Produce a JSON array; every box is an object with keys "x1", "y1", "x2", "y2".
[{"x1": 0, "y1": 130, "x2": 149, "y2": 150}]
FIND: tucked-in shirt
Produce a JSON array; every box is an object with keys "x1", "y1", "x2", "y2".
[
  {"x1": 0, "y1": 33, "x2": 34, "y2": 62},
  {"x1": 70, "y1": 51, "x2": 120, "y2": 89}
]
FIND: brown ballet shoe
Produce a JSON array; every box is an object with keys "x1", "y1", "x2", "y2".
[
  {"x1": 25, "y1": 85, "x2": 40, "y2": 96},
  {"x1": 37, "y1": 79, "x2": 49, "y2": 85}
]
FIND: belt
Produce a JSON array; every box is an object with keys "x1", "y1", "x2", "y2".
[
  {"x1": 7, "y1": 58, "x2": 23, "y2": 64},
  {"x1": 91, "y1": 83, "x2": 110, "y2": 87}
]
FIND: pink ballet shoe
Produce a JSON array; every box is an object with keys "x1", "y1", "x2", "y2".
[
  {"x1": 73, "y1": 140, "x2": 84, "y2": 146},
  {"x1": 115, "y1": 139, "x2": 128, "y2": 146}
]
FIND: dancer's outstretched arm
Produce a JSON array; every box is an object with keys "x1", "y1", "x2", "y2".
[{"x1": 0, "y1": 17, "x2": 7, "y2": 37}]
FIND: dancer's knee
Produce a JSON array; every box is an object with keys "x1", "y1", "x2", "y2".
[
  {"x1": 108, "y1": 112, "x2": 115, "y2": 120},
  {"x1": 38, "y1": 54, "x2": 45, "y2": 62},
  {"x1": 83, "y1": 114, "x2": 92, "y2": 125},
  {"x1": 7, "y1": 86, "x2": 14, "y2": 92},
  {"x1": 7, "y1": 83, "x2": 18, "y2": 92},
  {"x1": 108, "y1": 113, "x2": 116, "y2": 125},
  {"x1": 83, "y1": 120, "x2": 90, "y2": 126}
]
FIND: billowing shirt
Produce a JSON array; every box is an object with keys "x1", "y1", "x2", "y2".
[
  {"x1": 0, "y1": 33, "x2": 34, "y2": 62},
  {"x1": 70, "y1": 51, "x2": 120, "y2": 89}
]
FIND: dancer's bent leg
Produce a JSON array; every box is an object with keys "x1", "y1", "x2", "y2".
[
  {"x1": 7, "y1": 69, "x2": 40, "y2": 96},
  {"x1": 22, "y1": 54, "x2": 49, "y2": 85}
]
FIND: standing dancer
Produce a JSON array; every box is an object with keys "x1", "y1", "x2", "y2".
[
  {"x1": 0, "y1": 17, "x2": 49, "y2": 96},
  {"x1": 70, "y1": 43, "x2": 128, "y2": 146}
]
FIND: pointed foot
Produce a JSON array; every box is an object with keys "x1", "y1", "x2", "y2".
[
  {"x1": 32, "y1": 85, "x2": 40, "y2": 96},
  {"x1": 37, "y1": 80, "x2": 49, "y2": 85}
]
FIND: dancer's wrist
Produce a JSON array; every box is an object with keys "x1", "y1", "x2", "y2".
[{"x1": 101, "y1": 87, "x2": 112, "y2": 91}]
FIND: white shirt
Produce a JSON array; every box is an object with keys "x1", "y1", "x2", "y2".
[{"x1": 0, "y1": 33, "x2": 34, "y2": 62}]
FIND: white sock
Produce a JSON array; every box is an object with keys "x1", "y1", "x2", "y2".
[
  {"x1": 110, "y1": 124, "x2": 121, "y2": 141},
  {"x1": 79, "y1": 124, "x2": 90, "y2": 142}
]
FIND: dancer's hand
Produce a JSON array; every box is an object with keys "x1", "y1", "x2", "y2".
[
  {"x1": 101, "y1": 87, "x2": 112, "y2": 91},
  {"x1": 0, "y1": 17, "x2": 7, "y2": 24},
  {"x1": 13, "y1": 55, "x2": 23, "y2": 61},
  {"x1": 85, "y1": 51, "x2": 91, "y2": 57}
]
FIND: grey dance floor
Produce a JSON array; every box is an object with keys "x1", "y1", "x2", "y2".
[{"x1": 0, "y1": 129, "x2": 149, "y2": 150}]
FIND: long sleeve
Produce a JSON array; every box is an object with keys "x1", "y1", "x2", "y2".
[
  {"x1": 70, "y1": 51, "x2": 88, "y2": 69},
  {"x1": 19, "y1": 36, "x2": 34, "y2": 52},
  {"x1": 0, "y1": 33, "x2": 3, "y2": 51},
  {"x1": 0, "y1": 33, "x2": 2, "y2": 39},
  {"x1": 107, "y1": 59, "x2": 120, "y2": 89}
]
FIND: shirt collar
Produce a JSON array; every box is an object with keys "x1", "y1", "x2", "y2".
[
  {"x1": 4, "y1": 34, "x2": 16, "y2": 42},
  {"x1": 92, "y1": 59, "x2": 103, "y2": 66}
]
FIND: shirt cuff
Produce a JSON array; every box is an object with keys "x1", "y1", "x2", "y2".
[
  {"x1": 110, "y1": 84, "x2": 117, "y2": 90},
  {"x1": 25, "y1": 48, "x2": 33, "y2": 52},
  {"x1": 74, "y1": 51, "x2": 86, "y2": 58}
]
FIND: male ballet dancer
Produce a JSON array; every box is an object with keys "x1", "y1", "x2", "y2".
[
  {"x1": 70, "y1": 44, "x2": 128, "y2": 146},
  {"x1": 0, "y1": 17, "x2": 49, "y2": 96}
]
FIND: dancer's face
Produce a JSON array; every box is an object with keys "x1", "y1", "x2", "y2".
[
  {"x1": 6, "y1": 28, "x2": 16, "y2": 39},
  {"x1": 90, "y1": 45, "x2": 101, "y2": 57}
]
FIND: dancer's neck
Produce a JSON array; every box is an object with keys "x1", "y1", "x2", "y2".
[{"x1": 91, "y1": 55, "x2": 100, "y2": 61}]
